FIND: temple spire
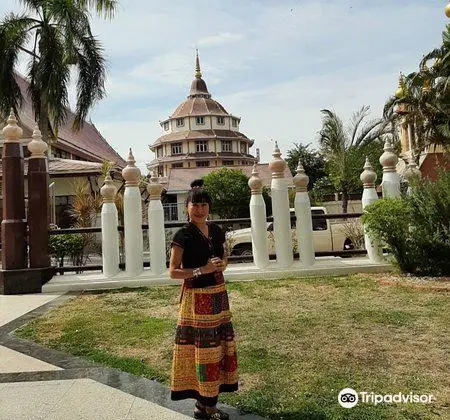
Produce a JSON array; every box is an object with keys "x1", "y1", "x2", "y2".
[{"x1": 195, "y1": 49, "x2": 202, "y2": 79}]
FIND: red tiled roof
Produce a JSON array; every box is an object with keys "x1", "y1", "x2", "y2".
[
  {"x1": 150, "y1": 129, "x2": 251, "y2": 148},
  {"x1": 165, "y1": 164, "x2": 293, "y2": 192},
  {"x1": 0, "y1": 157, "x2": 123, "y2": 177},
  {"x1": 0, "y1": 75, "x2": 126, "y2": 168}
]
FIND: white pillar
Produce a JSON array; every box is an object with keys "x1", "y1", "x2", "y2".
[
  {"x1": 403, "y1": 158, "x2": 421, "y2": 196},
  {"x1": 293, "y1": 162, "x2": 315, "y2": 267},
  {"x1": 147, "y1": 172, "x2": 166, "y2": 275},
  {"x1": 269, "y1": 142, "x2": 293, "y2": 268},
  {"x1": 360, "y1": 157, "x2": 383, "y2": 263},
  {"x1": 380, "y1": 139, "x2": 401, "y2": 198},
  {"x1": 100, "y1": 173, "x2": 120, "y2": 277},
  {"x1": 248, "y1": 164, "x2": 269, "y2": 268},
  {"x1": 122, "y1": 149, "x2": 143, "y2": 276}
]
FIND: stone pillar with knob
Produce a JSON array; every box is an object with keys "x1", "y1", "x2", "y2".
[
  {"x1": 1, "y1": 111, "x2": 45, "y2": 294},
  {"x1": 147, "y1": 171, "x2": 166, "y2": 275},
  {"x1": 403, "y1": 158, "x2": 421, "y2": 196},
  {"x1": 27, "y1": 125, "x2": 51, "y2": 270},
  {"x1": 1, "y1": 110, "x2": 27, "y2": 270},
  {"x1": 248, "y1": 164, "x2": 269, "y2": 268},
  {"x1": 269, "y1": 141, "x2": 293, "y2": 268},
  {"x1": 121, "y1": 149, "x2": 143, "y2": 276},
  {"x1": 100, "y1": 173, "x2": 120, "y2": 277},
  {"x1": 293, "y1": 161, "x2": 315, "y2": 267},
  {"x1": 379, "y1": 139, "x2": 401, "y2": 198},
  {"x1": 360, "y1": 157, "x2": 383, "y2": 263}
]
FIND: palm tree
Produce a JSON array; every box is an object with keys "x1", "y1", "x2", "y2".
[
  {"x1": 384, "y1": 24, "x2": 450, "y2": 154},
  {"x1": 319, "y1": 106, "x2": 389, "y2": 213},
  {"x1": 0, "y1": 0, "x2": 117, "y2": 142}
]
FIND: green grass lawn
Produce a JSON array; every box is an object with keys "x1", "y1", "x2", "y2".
[{"x1": 16, "y1": 274, "x2": 449, "y2": 420}]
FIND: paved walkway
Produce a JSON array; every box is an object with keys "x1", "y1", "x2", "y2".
[{"x1": 0, "y1": 294, "x2": 265, "y2": 420}]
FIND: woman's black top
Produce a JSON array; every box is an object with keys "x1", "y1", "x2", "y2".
[{"x1": 171, "y1": 222, "x2": 225, "y2": 288}]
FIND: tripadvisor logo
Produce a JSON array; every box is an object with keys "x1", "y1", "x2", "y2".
[
  {"x1": 338, "y1": 388, "x2": 436, "y2": 408},
  {"x1": 338, "y1": 388, "x2": 358, "y2": 408}
]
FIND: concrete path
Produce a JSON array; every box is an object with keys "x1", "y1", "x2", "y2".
[
  {"x1": 43, "y1": 257, "x2": 392, "y2": 293},
  {"x1": 0, "y1": 294, "x2": 265, "y2": 420}
]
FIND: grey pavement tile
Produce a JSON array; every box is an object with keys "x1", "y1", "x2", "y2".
[
  {"x1": 0, "y1": 345, "x2": 62, "y2": 373},
  {"x1": 0, "y1": 379, "x2": 75, "y2": 420},
  {"x1": 46, "y1": 378, "x2": 136, "y2": 420},
  {"x1": 0, "y1": 294, "x2": 61, "y2": 327},
  {"x1": 4, "y1": 379, "x2": 74, "y2": 387},
  {"x1": 126, "y1": 397, "x2": 192, "y2": 420}
]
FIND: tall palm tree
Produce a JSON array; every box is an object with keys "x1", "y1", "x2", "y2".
[
  {"x1": 319, "y1": 106, "x2": 390, "y2": 213},
  {"x1": 384, "y1": 24, "x2": 450, "y2": 154},
  {"x1": 0, "y1": 0, "x2": 117, "y2": 142}
]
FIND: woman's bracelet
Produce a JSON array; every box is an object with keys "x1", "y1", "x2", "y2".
[{"x1": 192, "y1": 267, "x2": 202, "y2": 278}]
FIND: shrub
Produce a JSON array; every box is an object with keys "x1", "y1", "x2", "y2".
[
  {"x1": 49, "y1": 234, "x2": 85, "y2": 268},
  {"x1": 362, "y1": 171, "x2": 450, "y2": 276},
  {"x1": 362, "y1": 198, "x2": 415, "y2": 273}
]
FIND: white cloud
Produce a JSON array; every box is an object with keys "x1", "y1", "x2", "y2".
[
  {"x1": 1, "y1": 0, "x2": 447, "y2": 169},
  {"x1": 198, "y1": 32, "x2": 244, "y2": 48}
]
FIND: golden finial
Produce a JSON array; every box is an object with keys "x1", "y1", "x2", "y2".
[
  {"x1": 395, "y1": 73, "x2": 405, "y2": 99},
  {"x1": 195, "y1": 49, "x2": 202, "y2": 79},
  {"x1": 445, "y1": 1, "x2": 450, "y2": 18}
]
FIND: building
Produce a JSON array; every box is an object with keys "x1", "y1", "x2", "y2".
[
  {"x1": 148, "y1": 53, "x2": 292, "y2": 221},
  {"x1": 148, "y1": 53, "x2": 258, "y2": 177},
  {"x1": 0, "y1": 74, "x2": 126, "y2": 227}
]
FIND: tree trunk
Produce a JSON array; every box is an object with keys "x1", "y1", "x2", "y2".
[{"x1": 341, "y1": 189, "x2": 349, "y2": 214}]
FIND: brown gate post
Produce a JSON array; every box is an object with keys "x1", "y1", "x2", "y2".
[
  {"x1": 27, "y1": 125, "x2": 53, "y2": 284},
  {"x1": 1, "y1": 111, "x2": 27, "y2": 270},
  {"x1": 0, "y1": 111, "x2": 44, "y2": 294}
]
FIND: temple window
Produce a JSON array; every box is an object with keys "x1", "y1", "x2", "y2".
[
  {"x1": 196, "y1": 140, "x2": 208, "y2": 152},
  {"x1": 221, "y1": 140, "x2": 232, "y2": 152},
  {"x1": 171, "y1": 143, "x2": 182, "y2": 155}
]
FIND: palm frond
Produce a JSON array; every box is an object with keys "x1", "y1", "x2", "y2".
[
  {"x1": 33, "y1": 23, "x2": 70, "y2": 132},
  {"x1": 73, "y1": 34, "x2": 106, "y2": 130},
  {"x1": 354, "y1": 118, "x2": 389, "y2": 148},
  {"x1": 76, "y1": 0, "x2": 118, "y2": 19},
  {"x1": 349, "y1": 105, "x2": 370, "y2": 147},
  {"x1": 318, "y1": 109, "x2": 345, "y2": 157},
  {"x1": 0, "y1": 13, "x2": 38, "y2": 117}
]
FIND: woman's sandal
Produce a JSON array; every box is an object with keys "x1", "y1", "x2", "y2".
[
  {"x1": 194, "y1": 401, "x2": 208, "y2": 419},
  {"x1": 205, "y1": 408, "x2": 230, "y2": 420}
]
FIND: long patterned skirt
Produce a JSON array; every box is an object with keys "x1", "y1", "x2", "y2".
[{"x1": 171, "y1": 272, "x2": 239, "y2": 401}]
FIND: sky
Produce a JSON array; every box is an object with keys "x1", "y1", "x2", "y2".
[{"x1": 1, "y1": 0, "x2": 448, "y2": 171}]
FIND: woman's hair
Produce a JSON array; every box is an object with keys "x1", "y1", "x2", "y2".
[{"x1": 185, "y1": 179, "x2": 212, "y2": 207}]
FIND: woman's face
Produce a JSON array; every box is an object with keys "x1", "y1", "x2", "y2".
[{"x1": 187, "y1": 201, "x2": 209, "y2": 223}]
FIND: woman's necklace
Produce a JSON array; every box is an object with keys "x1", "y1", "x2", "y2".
[
  {"x1": 191, "y1": 222, "x2": 214, "y2": 257},
  {"x1": 191, "y1": 221, "x2": 209, "y2": 239}
]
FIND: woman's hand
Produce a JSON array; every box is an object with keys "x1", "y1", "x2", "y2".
[
  {"x1": 202, "y1": 259, "x2": 218, "y2": 274},
  {"x1": 211, "y1": 257, "x2": 227, "y2": 272}
]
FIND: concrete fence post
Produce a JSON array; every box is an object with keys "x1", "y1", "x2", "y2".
[
  {"x1": 360, "y1": 157, "x2": 383, "y2": 263},
  {"x1": 100, "y1": 173, "x2": 120, "y2": 277},
  {"x1": 248, "y1": 163, "x2": 269, "y2": 268},
  {"x1": 293, "y1": 161, "x2": 315, "y2": 267},
  {"x1": 121, "y1": 149, "x2": 143, "y2": 276},
  {"x1": 403, "y1": 158, "x2": 421, "y2": 196},
  {"x1": 147, "y1": 172, "x2": 166, "y2": 275},
  {"x1": 269, "y1": 142, "x2": 293, "y2": 268},
  {"x1": 380, "y1": 139, "x2": 401, "y2": 198}
]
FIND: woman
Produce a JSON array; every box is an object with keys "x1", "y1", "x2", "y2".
[{"x1": 169, "y1": 179, "x2": 238, "y2": 420}]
